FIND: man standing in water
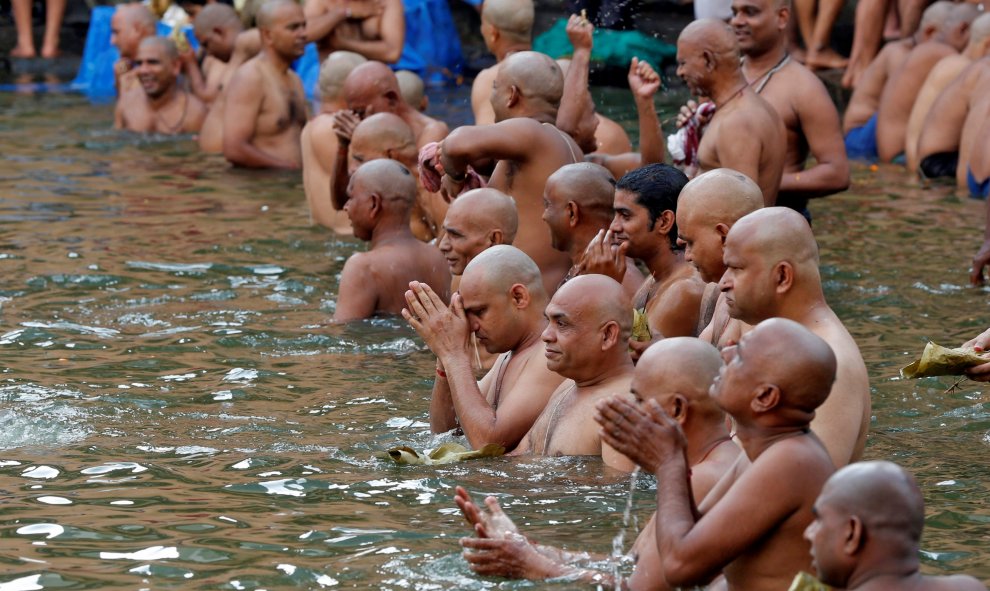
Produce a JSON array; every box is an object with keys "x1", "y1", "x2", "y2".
[
  {"x1": 729, "y1": 0, "x2": 849, "y2": 217},
  {"x1": 599, "y1": 318, "x2": 837, "y2": 591},
  {"x1": 115, "y1": 38, "x2": 208, "y2": 135},
  {"x1": 806, "y1": 462, "x2": 989, "y2": 591},
  {"x1": 719, "y1": 207, "x2": 871, "y2": 466},
  {"x1": 404, "y1": 246, "x2": 565, "y2": 451},
  {"x1": 430, "y1": 51, "x2": 581, "y2": 294},
  {"x1": 222, "y1": 0, "x2": 308, "y2": 170},
  {"x1": 334, "y1": 159, "x2": 449, "y2": 322},
  {"x1": 304, "y1": 0, "x2": 404, "y2": 64},
  {"x1": 456, "y1": 338, "x2": 740, "y2": 588},
  {"x1": 675, "y1": 20, "x2": 785, "y2": 206},
  {"x1": 110, "y1": 3, "x2": 157, "y2": 93}
]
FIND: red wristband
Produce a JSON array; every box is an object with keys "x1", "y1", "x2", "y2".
[{"x1": 436, "y1": 368, "x2": 447, "y2": 378}]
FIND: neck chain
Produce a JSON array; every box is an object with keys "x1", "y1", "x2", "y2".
[
  {"x1": 155, "y1": 90, "x2": 189, "y2": 134},
  {"x1": 714, "y1": 82, "x2": 747, "y2": 111},
  {"x1": 744, "y1": 51, "x2": 791, "y2": 94},
  {"x1": 542, "y1": 382, "x2": 577, "y2": 454}
]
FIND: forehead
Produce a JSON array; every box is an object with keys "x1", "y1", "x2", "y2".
[
  {"x1": 733, "y1": 0, "x2": 774, "y2": 12},
  {"x1": 458, "y1": 273, "x2": 493, "y2": 305},
  {"x1": 614, "y1": 188, "x2": 644, "y2": 211},
  {"x1": 270, "y1": 3, "x2": 304, "y2": 24},
  {"x1": 136, "y1": 44, "x2": 167, "y2": 60}
]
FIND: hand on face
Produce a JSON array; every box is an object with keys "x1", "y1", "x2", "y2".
[
  {"x1": 332, "y1": 110, "x2": 361, "y2": 145},
  {"x1": 595, "y1": 395, "x2": 687, "y2": 474},
  {"x1": 576, "y1": 229, "x2": 627, "y2": 283},
  {"x1": 402, "y1": 282, "x2": 470, "y2": 359}
]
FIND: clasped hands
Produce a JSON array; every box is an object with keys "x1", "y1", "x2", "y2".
[{"x1": 402, "y1": 281, "x2": 471, "y2": 359}]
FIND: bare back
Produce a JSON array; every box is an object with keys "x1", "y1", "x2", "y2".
[
  {"x1": 843, "y1": 40, "x2": 913, "y2": 132},
  {"x1": 876, "y1": 41, "x2": 958, "y2": 162},
  {"x1": 301, "y1": 115, "x2": 353, "y2": 234},
  {"x1": 698, "y1": 89, "x2": 785, "y2": 206},
  {"x1": 636, "y1": 264, "x2": 706, "y2": 339},
  {"x1": 905, "y1": 55, "x2": 971, "y2": 170}
]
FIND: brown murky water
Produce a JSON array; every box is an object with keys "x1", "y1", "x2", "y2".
[{"x1": 0, "y1": 86, "x2": 987, "y2": 590}]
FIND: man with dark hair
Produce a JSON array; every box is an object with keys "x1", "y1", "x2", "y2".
[{"x1": 580, "y1": 164, "x2": 706, "y2": 358}]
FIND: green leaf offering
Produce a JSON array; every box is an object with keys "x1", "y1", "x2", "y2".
[{"x1": 900, "y1": 341, "x2": 989, "y2": 379}]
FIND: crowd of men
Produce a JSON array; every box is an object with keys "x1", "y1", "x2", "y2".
[{"x1": 104, "y1": 0, "x2": 990, "y2": 588}]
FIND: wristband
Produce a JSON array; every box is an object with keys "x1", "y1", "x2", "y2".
[{"x1": 436, "y1": 368, "x2": 447, "y2": 378}]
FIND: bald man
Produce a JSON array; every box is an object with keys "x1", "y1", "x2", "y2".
[
  {"x1": 720, "y1": 207, "x2": 871, "y2": 467},
  {"x1": 334, "y1": 159, "x2": 450, "y2": 322},
  {"x1": 457, "y1": 338, "x2": 741, "y2": 588},
  {"x1": 439, "y1": 189, "x2": 518, "y2": 277},
  {"x1": 729, "y1": 0, "x2": 849, "y2": 217},
  {"x1": 304, "y1": 0, "x2": 404, "y2": 64},
  {"x1": 541, "y1": 163, "x2": 645, "y2": 298},
  {"x1": 843, "y1": 1, "x2": 952, "y2": 162},
  {"x1": 432, "y1": 51, "x2": 581, "y2": 294},
  {"x1": 110, "y1": 3, "x2": 157, "y2": 93},
  {"x1": 222, "y1": 0, "x2": 308, "y2": 169},
  {"x1": 404, "y1": 246, "x2": 565, "y2": 451},
  {"x1": 396, "y1": 70, "x2": 428, "y2": 112},
  {"x1": 509, "y1": 274, "x2": 634, "y2": 468},
  {"x1": 676, "y1": 19, "x2": 785, "y2": 206},
  {"x1": 876, "y1": 2, "x2": 980, "y2": 164},
  {"x1": 470, "y1": 0, "x2": 630, "y2": 154},
  {"x1": 600, "y1": 318, "x2": 837, "y2": 591},
  {"x1": 330, "y1": 112, "x2": 445, "y2": 241},
  {"x1": 191, "y1": 3, "x2": 261, "y2": 106},
  {"x1": 906, "y1": 14, "x2": 990, "y2": 174},
  {"x1": 676, "y1": 169, "x2": 763, "y2": 349},
  {"x1": 342, "y1": 61, "x2": 448, "y2": 148},
  {"x1": 115, "y1": 37, "x2": 208, "y2": 134},
  {"x1": 303, "y1": 51, "x2": 368, "y2": 234},
  {"x1": 806, "y1": 462, "x2": 988, "y2": 591}
]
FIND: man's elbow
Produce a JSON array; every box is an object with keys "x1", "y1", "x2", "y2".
[
  {"x1": 661, "y1": 556, "x2": 709, "y2": 588},
  {"x1": 223, "y1": 139, "x2": 250, "y2": 167},
  {"x1": 381, "y1": 45, "x2": 403, "y2": 64}
]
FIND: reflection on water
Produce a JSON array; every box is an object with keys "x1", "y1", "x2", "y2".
[{"x1": 0, "y1": 87, "x2": 988, "y2": 589}]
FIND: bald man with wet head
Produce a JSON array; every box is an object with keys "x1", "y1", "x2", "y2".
[
  {"x1": 434, "y1": 51, "x2": 581, "y2": 294},
  {"x1": 676, "y1": 169, "x2": 763, "y2": 348},
  {"x1": 720, "y1": 207, "x2": 871, "y2": 467},
  {"x1": 334, "y1": 159, "x2": 450, "y2": 322},
  {"x1": 676, "y1": 19, "x2": 785, "y2": 206},
  {"x1": 303, "y1": 51, "x2": 368, "y2": 233},
  {"x1": 115, "y1": 37, "x2": 208, "y2": 134},
  {"x1": 457, "y1": 338, "x2": 741, "y2": 588},
  {"x1": 222, "y1": 0, "x2": 308, "y2": 169},
  {"x1": 110, "y1": 3, "x2": 157, "y2": 93},
  {"x1": 806, "y1": 461, "x2": 988, "y2": 591},
  {"x1": 439, "y1": 189, "x2": 518, "y2": 277},
  {"x1": 330, "y1": 112, "x2": 444, "y2": 241},
  {"x1": 510, "y1": 274, "x2": 634, "y2": 468},
  {"x1": 600, "y1": 318, "x2": 837, "y2": 591},
  {"x1": 541, "y1": 163, "x2": 644, "y2": 297},
  {"x1": 342, "y1": 61, "x2": 448, "y2": 148},
  {"x1": 404, "y1": 246, "x2": 564, "y2": 451}
]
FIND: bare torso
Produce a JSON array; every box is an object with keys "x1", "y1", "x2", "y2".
[
  {"x1": 351, "y1": 239, "x2": 451, "y2": 316},
  {"x1": 843, "y1": 40, "x2": 912, "y2": 132},
  {"x1": 301, "y1": 115, "x2": 353, "y2": 234},
  {"x1": 116, "y1": 87, "x2": 207, "y2": 135},
  {"x1": 905, "y1": 55, "x2": 970, "y2": 171}
]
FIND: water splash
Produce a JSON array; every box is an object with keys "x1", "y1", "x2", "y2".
[{"x1": 608, "y1": 466, "x2": 641, "y2": 589}]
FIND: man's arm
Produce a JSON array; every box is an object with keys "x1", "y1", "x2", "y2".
[
  {"x1": 777, "y1": 75, "x2": 850, "y2": 199},
  {"x1": 222, "y1": 65, "x2": 297, "y2": 169},
  {"x1": 114, "y1": 97, "x2": 125, "y2": 129},
  {"x1": 714, "y1": 118, "x2": 768, "y2": 205},
  {"x1": 329, "y1": 110, "x2": 360, "y2": 210},
  {"x1": 630, "y1": 57, "x2": 663, "y2": 165},
  {"x1": 332, "y1": 0, "x2": 404, "y2": 63},
  {"x1": 303, "y1": 0, "x2": 348, "y2": 43},
  {"x1": 471, "y1": 67, "x2": 497, "y2": 126},
  {"x1": 647, "y1": 279, "x2": 705, "y2": 340},
  {"x1": 440, "y1": 118, "x2": 551, "y2": 175},
  {"x1": 555, "y1": 15, "x2": 594, "y2": 142},
  {"x1": 333, "y1": 254, "x2": 377, "y2": 322}
]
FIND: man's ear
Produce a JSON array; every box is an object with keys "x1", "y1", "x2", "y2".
[
  {"x1": 670, "y1": 394, "x2": 688, "y2": 424},
  {"x1": 602, "y1": 320, "x2": 620, "y2": 350},
  {"x1": 703, "y1": 48, "x2": 717, "y2": 72},
  {"x1": 566, "y1": 201, "x2": 580, "y2": 227},
  {"x1": 750, "y1": 384, "x2": 780, "y2": 413},
  {"x1": 509, "y1": 283, "x2": 531, "y2": 308},
  {"x1": 777, "y1": 5, "x2": 790, "y2": 31},
  {"x1": 773, "y1": 261, "x2": 794, "y2": 294},
  {"x1": 368, "y1": 193, "x2": 383, "y2": 218},
  {"x1": 507, "y1": 84, "x2": 522, "y2": 108},
  {"x1": 716, "y1": 222, "x2": 731, "y2": 245},
  {"x1": 489, "y1": 228, "x2": 504, "y2": 246},
  {"x1": 844, "y1": 516, "x2": 865, "y2": 555},
  {"x1": 654, "y1": 210, "x2": 675, "y2": 236}
]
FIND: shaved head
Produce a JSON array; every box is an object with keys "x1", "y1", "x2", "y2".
[
  {"x1": 462, "y1": 244, "x2": 544, "y2": 299},
  {"x1": 119, "y1": 3, "x2": 157, "y2": 32},
  {"x1": 349, "y1": 113, "x2": 417, "y2": 172},
  {"x1": 920, "y1": 1, "x2": 954, "y2": 34},
  {"x1": 256, "y1": 0, "x2": 299, "y2": 29},
  {"x1": 396, "y1": 70, "x2": 426, "y2": 110},
  {"x1": 729, "y1": 318, "x2": 836, "y2": 415},
  {"x1": 821, "y1": 461, "x2": 924, "y2": 542},
  {"x1": 679, "y1": 18, "x2": 740, "y2": 63},
  {"x1": 635, "y1": 338, "x2": 725, "y2": 421},
  {"x1": 553, "y1": 274, "x2": 632, "y2": 342},
  {"x1": 497, "y1": 51, "x2": 564, "y2": 108},
  {"x1": 350, "y1": 159, "x2": 417, "y2": 210},
  {"x1": 344, "y1": 61, "x2": 402, "y2": 116},
  {"x1": 319, "y1": 51, "x2": 368, "y2": 101},
  {"x1": 547, "y1": 162, "x2": 616, "y2": 221},
  {"x1": 194, "y1": 3, "x2": 241, "y2": 37},
  {"x1": 728, "y1": 206, "x2": 819, "y2": 270},
  {"x1": 138, "y1": 36, "x2": 179, "y2": 61},
  {"x1": 482, "y1": 0, "x2": 535, "y2": 42},
  {"x1": 969, "y1": 13, "x2": 990, "y2": 48},
  {"x1": 449, "y1": 189, "x2": 519, "y2": 244}
]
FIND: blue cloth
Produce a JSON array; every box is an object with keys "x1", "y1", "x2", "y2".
[
  {"x1": 844, "y1": 112, "x2": 879, "y2": 162},
  {"x1": 71, "y1": 6, "x2": 198, "y2": 100},
  {"x1": 968, "y1": 167, "x2": 990, "y2": 199}
]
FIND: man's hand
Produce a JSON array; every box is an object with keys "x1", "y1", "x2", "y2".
[
  {"x1": 576, "y1": 230, "x2": 627, "y2": 282},
  {"x1": 595, "y1": 395, "x2": 687, "y2": 474},
  {"x1": 566, "y1": 13, "x2": 594, "y2": 52},
  {"x1": 402, "y1": 282, "x2": 471, "y2": 359},
  {"x1": 461, "y1": 534, "x2": 564, "y2": 579},
  {"x1": 676, "y1": 99, "x2": 713, "y2": 129},
  {"x1": 628, "y1": 337, "x2": 652, "y2": 363},
  {"x1": 332, "y1": 110, "x2": 361, "y2": 145},
  {"x1": 440, "y1": 174, "x2": 467, "y2": 203},
  {"x1": 628, "y1": 57, "x2": 660, "y2": 101},
  {"x1": 454, "y1": 486, "x2": 521, "y2": 539},
  {"x1": 971, "y1": 239, "x2": 990, "y2": 286},
  {"x1": 963, "y1": 327, "x2": 990, "y2": 381}
]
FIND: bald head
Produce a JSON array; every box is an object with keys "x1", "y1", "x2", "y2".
[
  {"x1": 139, "y1": 36, "x2": 179, "y2": 61},
  {"x1": 194, "y1": 3, "x2": 241, "y2": 36},
  {"x1": 344, "y1": 61, "x2": 402, "y2": 115},
  {"x1": 449, "y1": 189, "x2": 519, "y2": 244},
  {"x1": 112, "y1": 4, "x2": 157, "y2": 59},
  {"x1": 256, "y1": 0, "x2": 299, "y2": 29},
  {"x1": 462, "y1": 244, "x2": 545, "y2": 300},
  {"x1": 482, "y1": 0, "x2": 535, "y2": 43},
  {"x1": 496, "y1": 51, "x2": 564, "y2": 109},
  {"x1": 679, "y1": 19, "x2": 740, "y2": 63},
  {"x1": 350, "y1": 159, "x2": 417, "y2": 211},
  {"x1": 969, "y1": 13, "x2": 990, "y2": 49},
  {"x1": 119, "y1": 3, "x2": 157, "y2": 32},
  {"x1": 319, "y1": 51, "x2": 368, "y2": 101},
  {"x1": 821, "y1": 461, "x2": 925, "y2": 543},
  {"x1": 920, "y1": 1, "x2": 955, "y2": 37},
  {"x1": 396, "y1": 70, "x2": 426, "y2": 111},
  {"x1": 349, "y1": 113, "x2": 417, "y2": 171},
  {"x1": 553, "y1": 275, "x2": 632, "y2": 342},
  {"x1": 635, "y1": 338, "x2": 725, "y2": 421},
  {"x1": 547, "y1": 162, "x2": 616, "y2": 223},
  {"x1": 680, "y1": 169, "x2": 764, "y2": 225},
  {"x1": 728, "y1": 206, "x2": 819, "y2": 270},
  {"x1": 737, "y1": 318, "x2": 836, "y2": 415}
]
